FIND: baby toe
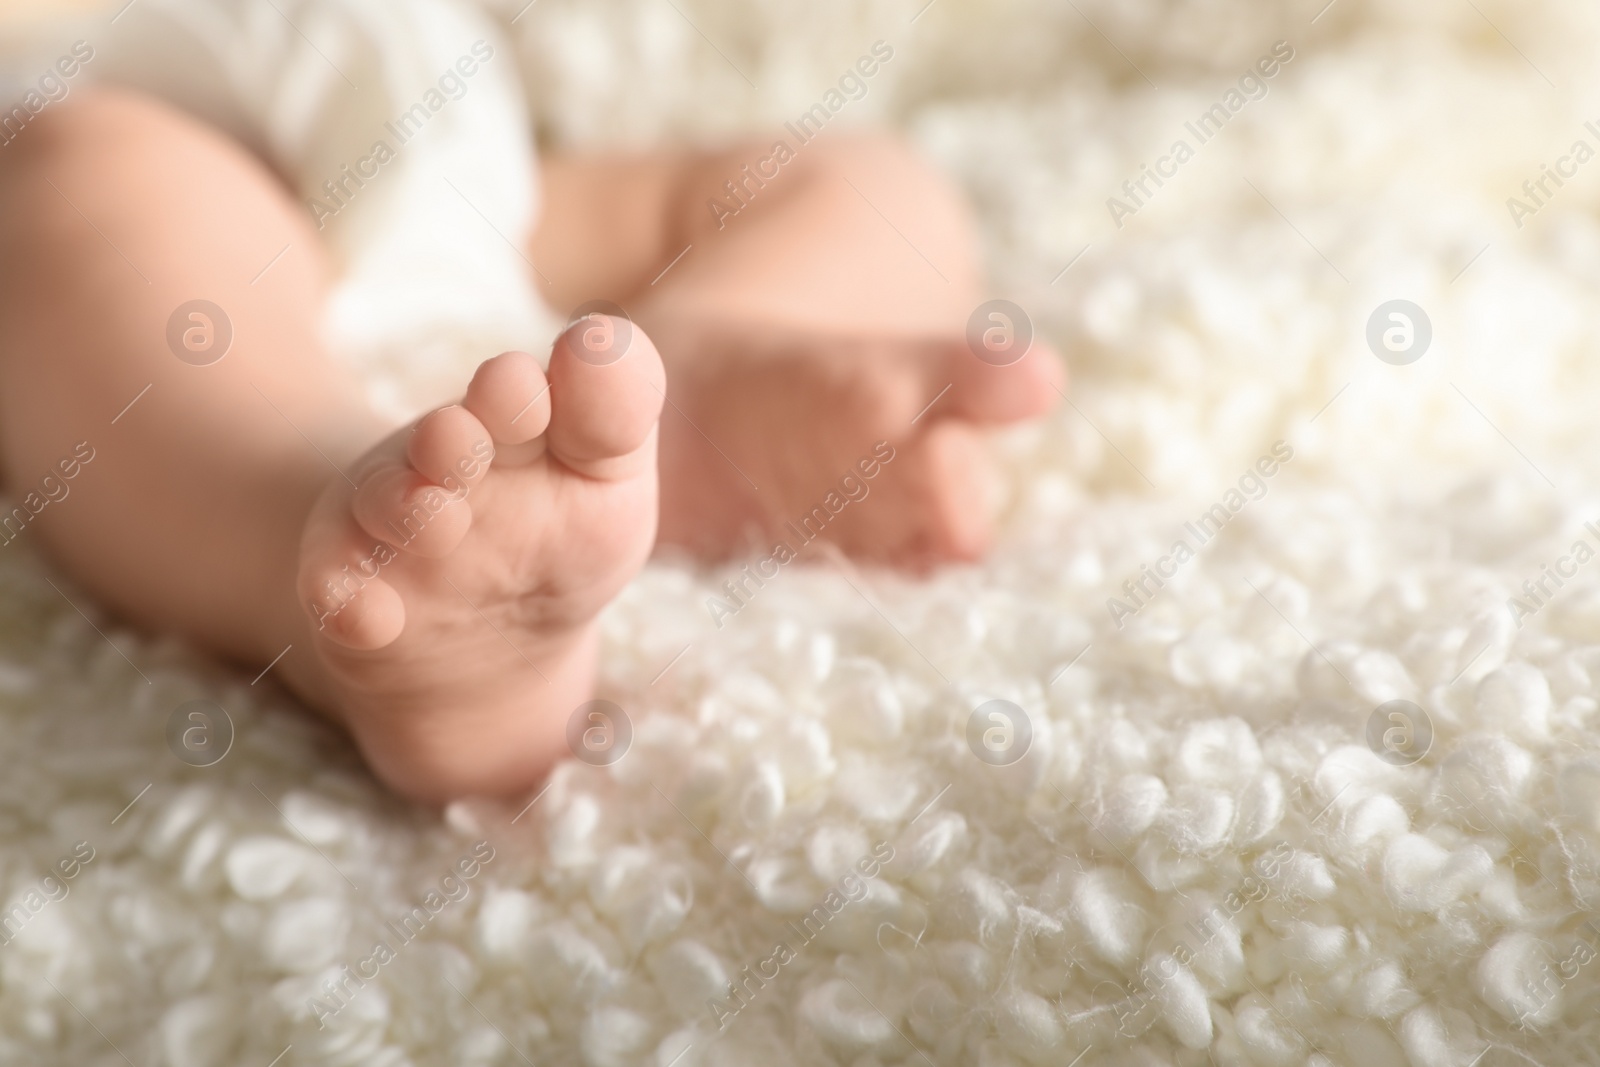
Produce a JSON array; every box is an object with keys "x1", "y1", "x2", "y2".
[
  {"x1": 407, "y1": 404, "x2": 496, "y2": 489},
  {"x1": 942, "y1": 335, "x2": 1067, "y2": 424},
  {"x1": 464, "y1": 351, "x2": 550, "y2": 445},
  {"x1": 352, "y1": 464, "x2": 471, "y2": 558},
  {"x1": 546, "y1": 316, "x2": 666, "y2": 480},
  {"x1": 296, "y1": 518, "x2": 408, "y2": 651},
  {"x1": 882, "y1": 420, "x2": 996, "y2": 565}
]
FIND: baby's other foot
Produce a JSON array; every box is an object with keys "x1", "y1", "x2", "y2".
[
  {"x1": 291, "y1": 318, "x2": 663, "y2": 802},
  {"x1": 650, "y1": 318, "x2": 1063, "y2": 567}
]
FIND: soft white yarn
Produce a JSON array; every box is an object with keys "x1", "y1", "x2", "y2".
[{"x1": 2, "y1": 0, "x2": 1600, "y2": 1063}]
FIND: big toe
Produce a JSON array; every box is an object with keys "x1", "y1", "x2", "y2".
[
  {"x1": 546, "y1": 315, "x2": 667, "y2": 480},
  {"x1": 938, "y1": 334, "x2": 1067, "y2": 424}
]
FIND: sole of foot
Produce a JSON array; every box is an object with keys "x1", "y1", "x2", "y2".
[
  {"x1": 650, "y1": 319, "x2": 1065, "y2": 567},
  {"x1": 291, "y1": 316, "x2": 664, "y2": 803}
]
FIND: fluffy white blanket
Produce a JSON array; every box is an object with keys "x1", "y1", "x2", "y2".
[{"x1": 4, "y1": 0, "x2": 1600, "y2": 1064}]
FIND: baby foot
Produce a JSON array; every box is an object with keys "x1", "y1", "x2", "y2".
[
  {"x1": 291, "y1": 318, "x2": 663, "y2": 802},
  {"x1": 649, "y1": 317, "x2": 1063, "y2": 567}
]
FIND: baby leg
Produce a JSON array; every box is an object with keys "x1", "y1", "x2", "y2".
[
  {"x1": 0, "y1": 86, "x2": 374, "y2": 688},
  {"x1": 0, "y1": 89, "x2": 666, "y2": 802}
]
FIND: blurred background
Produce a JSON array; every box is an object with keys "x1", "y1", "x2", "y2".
[{"x1": 6, "y1": 0, "x2": 1597, "y2": 494}]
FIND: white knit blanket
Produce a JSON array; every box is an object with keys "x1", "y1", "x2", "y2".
[{"x1": 4, "y1": 0, "x2": 1600, "y2": 1064}]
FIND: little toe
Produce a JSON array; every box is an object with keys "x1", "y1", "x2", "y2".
[
  {"x1": 296, "y1": 512, "x2": 408, "y2": 651},
  {"x1": 546, "y1": 315, "x2": 666, "y2": 480},
  {"x1": 464, "y1": 351, "x2": 551, "y2": 445},
  {"x1": 307, "y1": 570, "x2": 405, "y2": 650}
]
